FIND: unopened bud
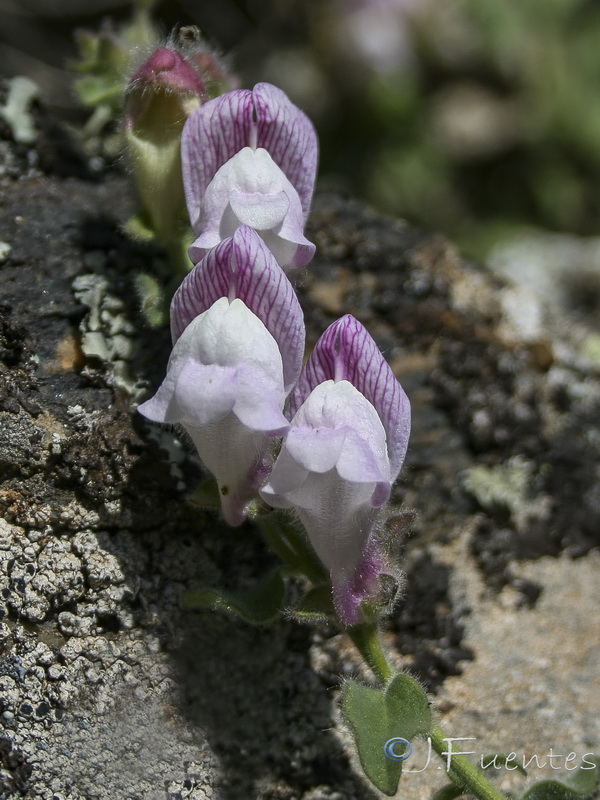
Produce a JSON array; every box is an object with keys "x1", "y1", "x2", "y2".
[{"x1": 123, "y1": 31, "x2": 234, "y2": 266}]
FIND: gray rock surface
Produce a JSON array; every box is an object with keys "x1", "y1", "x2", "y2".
[{"x1": 0, "y1": 97, "x2": 599, "y2": 799}]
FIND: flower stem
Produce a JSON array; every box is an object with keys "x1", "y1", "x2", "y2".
[
  {"x1": 430, "y1": 725, "x2": 507, "y2": 800},
  {"x1": 348, "y1": 623, "x2": 394, "y2": 684},
  {"x1": 257, "y1": 513, "x2": 328, "y2": 585},
  {"x1": 257, "y1": 514, "x2": 302, "y2": 570}
]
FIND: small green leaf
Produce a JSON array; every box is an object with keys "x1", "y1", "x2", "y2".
[
  {"x1": 125, "y1": 212, "x2": 157, "y2": 242},
  {"x1": 288, "y1": 584, "x2": 335, "y2": 621},
  {"x1": 133, "y1": 272, "x2": 167, "y2": 328},
  {"x1": 343, "y1": 673, "x2": 433, "y2": 796},
  {"x1": 182, "y1": 569, "x2": 286, "y2": 624},
  {"x1": 518, "y1": 757, "x2": 600, "y2": 800},
  {"x1": 187, "y1": 478, "x2": 221, "y2": 511},
  {"x1": 432, "y1": 784, "x2": 467, "y2": 800},
  {"x1": 481, "y1": 754, "x2": 527, "y2": 776}
]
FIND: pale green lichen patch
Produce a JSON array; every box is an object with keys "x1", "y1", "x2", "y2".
[
  {"x1": 460, "y1": 455, "x2": 551, "y2": 533},
  {"x1": 0, "y1": 76, "x2": 39, "y2": 144},
  {"x1": 0, "y1": 240, "x2": 12, "y2": 261},
  {"x1": 72, "y1": 271, "x2": 146, "y2": 399}
]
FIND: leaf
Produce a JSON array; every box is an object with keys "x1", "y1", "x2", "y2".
[
  {"x1": 187, "y1": 478, "x2": 221, "y2": 510},
  {"x1": 133, "y1": 272, "x2": 167, "y2": 328},
  {"x1": 518, "y1": 757, "x2": 600, "y2": 800},
  {"x1": 288, "y1": 584, "x2": 335, "y2": 621},
  {"x1": 480, "y1": 754, "x2": 528, "y2": 776},
  {"x1": 125, "y1": 212, "x2": 157, "y2": 242},
  {"x1": 182, "y1": 569, "x2": 286, "y2": 624},
  {"x1": 432, "y1": 785, "x2": 467, "y2": 800},
  {"x1": 343, "y1": 673, "x2": 433, "y2": 796}
]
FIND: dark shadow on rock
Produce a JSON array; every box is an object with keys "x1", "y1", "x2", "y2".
[
  {"x1": 389, "y1": 551, "x2": 474, "y2": 693},
  {"x1": 169, "y1": 611, "x2": 374, "y2": 800}
]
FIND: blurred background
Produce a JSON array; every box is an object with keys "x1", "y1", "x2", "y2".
[{"x1": 3, "y1": 0, "x2": 600, "y2": 302}]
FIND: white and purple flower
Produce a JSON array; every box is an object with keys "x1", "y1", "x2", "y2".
[
  {"x1": 261, "y1": 315, "x2": 411, "y2": 625},
  {"x1": 182, "y1": 82, "x2": 318, "y2": 270},
  {"x1": 138, "y1": 226, "x2": 305, "y2": 526}
]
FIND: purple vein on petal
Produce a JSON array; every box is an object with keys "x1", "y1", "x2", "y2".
[
  {"x1": 171, "y1": 227, "x2": 305, "y2": 392},
  {"x1": 182, "y1": 90, "x2": 254, "y2": 228},
  {"x1": 289, "y1": 315, "x2": 410, "y2": 476}
]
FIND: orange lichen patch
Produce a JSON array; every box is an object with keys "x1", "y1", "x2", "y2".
[
  {"x1": 46, "y1": 332, "x2": 86, "y2": 374},
  {"x1": 307, "y1": 278, "x2": 347, "y2": 316}
]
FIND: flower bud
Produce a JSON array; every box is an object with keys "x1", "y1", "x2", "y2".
[{"x1": 123, "y1": 31, "x2": 233, "y2": 253}]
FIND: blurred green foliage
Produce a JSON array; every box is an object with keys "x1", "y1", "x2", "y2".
[{"x1": 316, "y1": 0, "x2": 600, "y2": 258}]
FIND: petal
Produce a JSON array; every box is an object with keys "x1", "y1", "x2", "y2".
[
  {"x1": 197, "y1": 148, "x2": 292, "y2": 235},
  {"x1": 332, "y1": 545, "x2": 384, "y2": 626},
  {"x1": 233, "y1": 365, "x2": 289, "y2": 434},
  {"x1": 289, "y1": 315, "x2": 411, "y2": 478},
  {"x1": 186, "y1": 414, "x2": 271, "y2": 527},
  {"x1": 140, "y1": 359, "x2": 238, "y2": 427},
  {"x1": 172, "y1": 227, "x2": 305, "y2": 392},
  {"x1": 182, "y1": 83, "x2": 318, "y2": 230},
  {"x1": 253, "y1": 83, "x2": 319, "y2": 220},
  {"x1": 259, "y1": 229, "x2": 316, "y2": 271},
  {"x1": 260, "y1": 446, "x2": 309, "y2": 503},
  {"x1": 188, "y1": 147, "x2": 315, "y2": 271},
  {"x1": 291, "y1": 380, "x2": 390, "y2": 483},
  {"x1": 174, "y1": 297, "x2": 284, "y2": 385},
  {"x1": 182, "y1": 89, "x2": 254, "y2": 229},
  {"x1": 143, "y1": 297, "x2": 288, "y2": 429},
  {"x1": 292, "y1": 473, "x2": 377, "y2": 577},
  {"x1": 229, "y1": 190, "x2": 290, "y2": 230},
  {"x1": 285, "y1": 426, "x2": 348, "y2": 473}
]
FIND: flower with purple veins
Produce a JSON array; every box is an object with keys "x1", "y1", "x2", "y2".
[
  {"x1": 138, "y1": 227, "x2": 306, "y2": 526},
  {"x1": 260, "y1": 315, "x2": 411, "y2": 625},
  {"x1": 171, "y1": 225, "x2": 305, "y2": 392},
  {"x1": 182, "y1": 82, "x2": 318, "y2": 271},
  {"x1": 289, "y1": 314, "x2": 411, "y2": 476}
]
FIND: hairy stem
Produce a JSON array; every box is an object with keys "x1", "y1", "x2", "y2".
[
  {"x1": 430, "y1": 725, "x2": 508, "y2": 800},
  {"x1": 348, "y1": 623, "x2": 394, "y2": 684}
]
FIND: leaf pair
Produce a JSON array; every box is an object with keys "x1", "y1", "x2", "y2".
[{"x1": 343, "y1": 674, "x2": 433, "y2": 796}]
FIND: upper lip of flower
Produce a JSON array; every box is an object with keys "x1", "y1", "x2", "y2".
[
  {"x1": 171, "y1": 226, "x2": 306, "y2": 393},
  {"x1": 181, "y1": 82, "x2": 318, "y2": 233},
  {"x1": 288, "y1": 314, "x2": 411, "y2": 479}
]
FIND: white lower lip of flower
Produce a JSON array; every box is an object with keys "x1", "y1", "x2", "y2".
[
  {"x1": 172, "y1": 297, "x2": 285, "y2": 385},
  {"x1": 290, "y1": 469, "x2": 379, "y2": 579},
  {"x1": 189, "y1": 146, "x2": 315, "y2": 270},
  {"x1": 186, "y1": 413, "x2": 270, "y2": 527},
  {"x1": 203, "y1": 146, "x2": 294, "y2": 228}
]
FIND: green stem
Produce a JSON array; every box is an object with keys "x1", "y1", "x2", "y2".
[
  {"x1": 256, "y1": 513, "x2": 327, "y2": 585},
  {"x1": 348, "y1": 623, "x2": 394, "y2": 685},
  {"x1": 165, "y1": 234, "x2": 193, "y2": 283},
  {"x1": 257, "y1": 515, "x2": 303, "y2": 571},
  {"x1": 430, "y1": 725, "x2": 507, "y2": 800}
]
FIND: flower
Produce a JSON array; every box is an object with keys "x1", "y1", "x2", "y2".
[
  {"x1": 288, "y1": 314, "x2": 411, "y2": 476},
  {"x1": 171, "y1": 226, "x2": 305, "y2": 392},
  {"x1": 139, "y1": 226, "x2": 305, "y2": 526},
  {"x1": 182, "y1": 83, "x2": 318, "y2": 270},
  {"x1": 261, "y1": 315, "x2": 411, "y2": 624},
  {"x1": 139, "y1": 298, "x2": 288, "y2": 526}
]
